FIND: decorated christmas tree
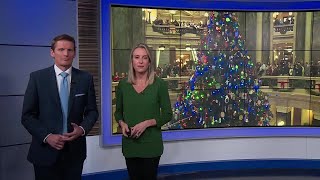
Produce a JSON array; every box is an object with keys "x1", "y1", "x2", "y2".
[{"x1": 166, "y1": 12, "x2": 273, "y2": 130}]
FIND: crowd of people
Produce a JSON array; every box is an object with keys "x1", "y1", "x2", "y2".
[
  {"x1": 155, "y1": 63, "x2": 194, "y2": 78},
  {"x1": 112, "y1": 72, "x2": 128, "y2": 82},
  {"x1": 255, "y1": 60, "x2": 320, "y2": 77}
]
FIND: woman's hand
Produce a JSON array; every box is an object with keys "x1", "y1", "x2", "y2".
[
  {"x1": 131, "y1": 119, "x2": 156, "y2": 138},
  {"x1": 119, "y1": 120, "x2": 130, "y2": 137}
]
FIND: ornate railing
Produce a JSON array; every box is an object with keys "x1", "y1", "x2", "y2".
[
  {"x1": 152, "y1": 24, "x2": 206, "y2": 35},
  {"x1": 274, "y1": 24, "x2": 294, "y2": 34}
]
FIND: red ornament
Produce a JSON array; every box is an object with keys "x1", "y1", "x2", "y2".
[{"x1": 201, "y1": 55, "x2": 208, "y2": 64}]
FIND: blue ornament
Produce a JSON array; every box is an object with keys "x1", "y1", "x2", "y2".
[
  {"x1": 235, "y1": 31, "x2": 239, "y2": 37},
  {"x1": 265, "y1": 104, "x2": 270, "y2": 110}
]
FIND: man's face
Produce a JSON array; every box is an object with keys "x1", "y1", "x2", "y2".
[{"x1": 50, "y1": 40, "x2": 75, "y2": 70}]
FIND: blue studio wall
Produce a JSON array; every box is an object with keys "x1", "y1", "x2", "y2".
[
  {"x1": 3, "y1": 0, "x2": 320, "y2": 180},
  {"x1": 0, "y1": 0, "x2": 77, "y2": 180}
]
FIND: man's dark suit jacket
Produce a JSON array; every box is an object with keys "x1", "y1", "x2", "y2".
[{"x1": 21, "y1": 66, "x2": 99, "y2": 166}]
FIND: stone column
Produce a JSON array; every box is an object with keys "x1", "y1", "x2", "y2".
[
  {"x1": 112, "y1": 7, "x2": 144, "y2": 74},
  {"x1": 312, "y1": 12, "x2": 320, "y2": 64},
  {"x1": 245, "y1": 12, "x2": 257, "y2": 63},
  {"x1": 236, "y1": 12, "x2": 246, "y2": 39},
  {"x1": 149, "y1": 46, "x2": 156, "y2": 70},
  {"x1": 304, "y1": 12, "x2": 313, "y2": 64},
  {"x1": 295, "y1": 12, "x2": 306, "y2": 63},
  {"x1": 169, "y1": 47, "x2": 176, "y2": 65},
  {"x1": 262, "y1": 12, "x2": 271, "y2": 65},
  {"x1": 293, "y1": 108, "x2": 302, "y2": 125},
  {"x1": 301, "y1": 109, "x2": 312, "y2": 125},
  {"x1": 256, "y1": 12, "x2": 263, "y2": 63},
  {"x1": 158, "y1": 50, "x2": 170, "y2": 68}
]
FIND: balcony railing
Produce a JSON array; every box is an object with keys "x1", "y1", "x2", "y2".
[
  {"x1": 274, "y1": 24, "x2": 294, "y2": 34},
  {"x1": 152, "y1": 24, "x2": 206, "y2": 36}
]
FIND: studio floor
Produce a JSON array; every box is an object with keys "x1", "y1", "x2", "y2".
[
  {"x1": 158, "y1": 169, "x2": 320, "y2": 180},
  {"x1": 160, "y1": 176, "x2": 320, "y2": 180}
]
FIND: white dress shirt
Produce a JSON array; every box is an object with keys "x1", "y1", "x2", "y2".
[{"x1": 54, "y1": 64, "x2": 72, "y2": 93}]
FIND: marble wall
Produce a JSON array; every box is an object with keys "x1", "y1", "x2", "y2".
[
  {"x1": 312, "y1": 12, "x2": 320, "y2": 64},
  {"x1": 236, "y1": 12, "x2": 246, "y2": 40},
  {"x1": 245, "y1": 12, "x2": 257, "y2": 63},
  {"x1": 112, "y1": 7, "x2": 145, "y2": 74},
  {"x1": 262, "y1": 12, "x2": 271, "y2": 64},
  {"x1": 295, "y1": 12, "x2": 306, "y2": 62}
]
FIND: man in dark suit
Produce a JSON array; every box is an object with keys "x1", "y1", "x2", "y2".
[{"x1": 21, "y1": 34, "x2": 99, "y2": 180}]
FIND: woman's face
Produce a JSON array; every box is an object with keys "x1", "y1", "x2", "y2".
[{"x1": 132, "y1": 47, "x2": 150, "y2": 74}]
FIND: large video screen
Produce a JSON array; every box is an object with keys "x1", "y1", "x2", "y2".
[{"x1": 102, "y1": 1, "x2": 320, "y2": 145}]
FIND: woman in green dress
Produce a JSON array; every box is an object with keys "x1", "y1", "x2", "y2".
[{"x1": 115, "y1": 43, "x2": 173, "y2": 180}]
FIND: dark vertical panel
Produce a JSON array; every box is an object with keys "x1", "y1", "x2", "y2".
[
  {"x1": 262, "y1": 12, "x2": 271, "y2": 64},
  {"x1": 312, "y1": 12, "x2": 320, "y2": 64},
  {"x1": 112, "y1": 7, "x2": 145, "y2": 75},
  {"x1": 112, "y1": 7, "x2": 132, "y2": 74},
  {"x1": 236, "y1": 12, "x2": 246, "y2": 39},
  {"x1": 170, "y1": 47, "x2": 176, "y2": 65},
  {"x1": 132, "y1": 9, "x2": 145, "y2": 46},
  {"x1": 78, "y1": 0, "x2": 101, "y2": 135},
  {"x1": 245, "y1": 12, "x2": 257, "y2": 63},
  {"x1": 149, "y1": 47, "x2": 157, "y2": 70},
  {"x1": 295, "y1": 12, "x2": 306, "y2": 61},
  {"x1": 293, "y1": 108, "x2": 302, "y2": 125}
]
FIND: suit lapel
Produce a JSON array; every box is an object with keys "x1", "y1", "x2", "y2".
[
  {"x1": 68, "y1": 67, "x2": 79, "y2": 117},
  {"x1": 48, "y1": 66, "x2": 62, "y2": 111}
]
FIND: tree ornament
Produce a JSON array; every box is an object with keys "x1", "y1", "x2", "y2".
[
  {"x1": 221, "y1": 112, "x2": 225, "y2": 118},
  {"x1": 225, "y1": 95, "x2": 230, "y2": 103},
  {"x1": 257, "y1": 100, "x2": 261, "y2": 105}
]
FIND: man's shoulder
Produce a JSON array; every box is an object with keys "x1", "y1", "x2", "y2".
[
  {"x1": 30, "y1": 66, "x2": 93, "y2": 77},
  {"x1": 30, "y1": 66, "x2": 53, "y2": 76}
]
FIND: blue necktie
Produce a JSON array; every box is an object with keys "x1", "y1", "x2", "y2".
[{"x1": 59, "y1": 72, "x2": 69, "y2": 134}]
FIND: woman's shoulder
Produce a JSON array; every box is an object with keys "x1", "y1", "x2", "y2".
[
  {"x1": 153, "y1": 77, "x2": 169, "y2": 89},
  {"x1": 154, "y1": 76, "x2": 165, "y2": 83},
  {"x1": 118, "y1": 78, "x2": 130, "y2": 87}
]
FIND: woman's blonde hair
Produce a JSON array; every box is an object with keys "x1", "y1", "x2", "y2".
[{"x1": 127, "y1": 43, "x2": 155, "y2": 85}]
